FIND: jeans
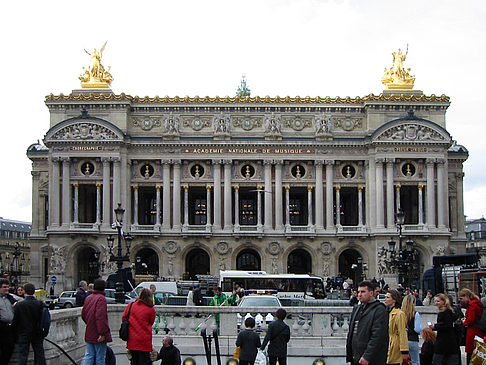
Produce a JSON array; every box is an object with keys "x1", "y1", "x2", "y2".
[
  {"x1": 18, "y1": 341, "x2": 47, "y2": 365},
  {"x1": 269, "y1": 356, "x2": 286, "y2": 365},
  {"x1": 408, "y1": 340, "x2": 420, "y2": 365},
  {"x1": 432, "y1": 353, "x2": 459, "y2": 365},
  {"x1": 83, "y1": 342, "x2": 107, "y2": 365},
  {"x1": 129, "y1": 350, "x2": 152, "y2": 365}
]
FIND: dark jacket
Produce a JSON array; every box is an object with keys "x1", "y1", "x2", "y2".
[
  {"x1": 261, "y1": 319, "x2": 290, "y2": 357},
  {"x1": 193, "y1": 287, "x2": 203, "y2": 306},
  {"x1": 75, "y1": 288, "x2": 87, "y2": 307},
  {"x1": 11, "y1": 296, "x2": 44, "y2": 343},
  {"x1": 420, "y1": 340, "x2": 434, "y2": 365},
  {"x1": 157, "y1": 344, "x2": 181, "y2": 365},
  {"x1": 236, "y1": 328, "x2": 261, "y2": 362},
  {"x1": 433, "y1": 308, "x2": 459, "y2": 355},
  {"x1": 81, "y1": 290, "x2": 112, "y2": 344},
  {"x1": 346, "y1": 300, "x2": 389, "y2": 365}
]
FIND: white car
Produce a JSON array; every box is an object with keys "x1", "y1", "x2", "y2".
[{"x1": 237, "y1": 295, "x2": 282, "y2": 329}]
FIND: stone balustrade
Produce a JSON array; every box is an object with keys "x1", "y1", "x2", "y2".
[{"x1": 33, "y1": 305, "x2": 440, "y2": 365}]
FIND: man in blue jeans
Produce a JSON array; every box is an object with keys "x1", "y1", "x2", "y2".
[
  {"x1": 12, "y1": 283, "x2": 47, "y2": 365},
  {"x1": 81, "y1": 279, "x2": 112, "y2": 365}
]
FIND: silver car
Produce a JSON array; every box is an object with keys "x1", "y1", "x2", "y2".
[
  {"x1": 237, "y1": 295, "x2": 282, "y2": 329},
  {"x1": 53, "y1": 291, "x2": 77, "y2": 308}
]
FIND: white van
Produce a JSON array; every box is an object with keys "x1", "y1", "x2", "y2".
[{"x1": 128, "y1": 281, "x2": 178, "y2": 299}]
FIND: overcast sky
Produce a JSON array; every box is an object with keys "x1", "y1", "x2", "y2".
[{"x1": 1, "y1": 0, "x2": 485, "y2": 222}]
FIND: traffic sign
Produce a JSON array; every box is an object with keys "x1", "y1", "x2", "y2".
[{"x1": 51, "y1": 275, "x2": 57, "y2": 284}]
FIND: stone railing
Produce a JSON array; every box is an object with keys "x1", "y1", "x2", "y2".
[{"x1": 32, "y1": 305, "x2": 440, "y2": 365}]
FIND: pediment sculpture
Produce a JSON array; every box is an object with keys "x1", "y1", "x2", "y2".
[
  {"x1": 51, "y1": 122, "x2": 120, "y2": 141},
  {"x1": 377, "y1": 123, "x2": 445, "y2": 142}
]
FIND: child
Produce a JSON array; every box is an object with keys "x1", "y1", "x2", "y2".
[{"x1": 420, "y1": 327, "x2": 436, "y2": 365}]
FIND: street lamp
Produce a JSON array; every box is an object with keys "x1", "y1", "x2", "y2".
[
  {"x1": 388, "y1": 208, "x2": 416, "y2": 286},
  {"x1": 108, "y1": 204, "x2": 133, "y2": 303},
  {"x1": 9, "y1": 242, "x2": 24, "y2": 288}
]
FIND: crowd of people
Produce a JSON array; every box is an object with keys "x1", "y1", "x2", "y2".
[
  {"x1": 0, "y1": 278, "x2": 48, "y2": 365},
  {"x1": 346, "y1": 280, "x2": 486, "y2": 365}
]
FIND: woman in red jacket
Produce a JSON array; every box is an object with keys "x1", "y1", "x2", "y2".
[
  {"x1": 122, "y1": 288, "x2": 156, "y2": 365},
  {"x1": 458, "y1": 288, "x2": 483, "y2": 364}
]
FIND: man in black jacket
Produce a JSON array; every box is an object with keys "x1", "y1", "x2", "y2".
[
  {"x1": 0, "y1": 278, "x2": 16, "y2": 365},
  {"x1": 75, "y1": 280, "x2": 88, "y2": 307},
  {"x1": 12, "y1": 283, "x2": 47, "y2": 365},
  {"x1": 261, "y1": 308, "x2": 291, "y2": 365},
  {"x1": 346, "y1": 281, "x2": 388, "y2": 365},
  {"x1": 157, "y1": 336, "x2": 181, "y2": 365},
  {"x1": 236, "y1": 317, "x2": 261, "y2": 365}
]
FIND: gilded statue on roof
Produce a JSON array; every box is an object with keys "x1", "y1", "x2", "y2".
[
  {"x1": 382, "y1": 46, "x2": 415, "y2": 90},
  {"x1": 79, "y1": 41, "x2": 113, "y2": 89}
]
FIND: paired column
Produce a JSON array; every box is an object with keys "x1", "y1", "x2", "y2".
[
  {"x1": 274, "y1": 161, "x2": 283, "y2": 231},
  {"x1": 102, "y1": 158, "x2": 111, "y2": 227},
  {"x1": 206, "y1": 185, "x2": 212, "y2": 229},
  {"x1": 437, "y1": 158, "x2": 448, "y2": 228},
  {"x1": 375, "y1": 158, "x2": 385, "y2": 229},
  {"x1": 418, "y1": 185, "x2": 424, "y2": 225},
  {"x1": 162, "y1": 161, "x2": 171, "y2": 229},
  {"x1": 307, "y1": 186, "x2": 313, "y2": 227},
  {"x1": 285, "y1": 186, "x2": 291, "y2": 230},
  {"x1": 264, "y1": 161, "x2": 273, "y2": 231},
  {"x1": 213, "y1": 161, "x2": 222, "y2": 230},
  {"x1": 133, "y1": 186, "x2": 139, "y2": 225},
  {"x1": 257, "y1": 186, "x2": 263, "y2": 228},
  {"x1": 183, "y1": 186, "x2": 189, "y2": 227},
  {"x1": 385, "y1": 159, "x2": 394, "y2": 229},
  {"x1": 234, "y1": 186, "x2": 240, "y2": 230},
  {"x1": 172, "y1": 161, "x2": 181, "y2": 231},
  {"x1": 49, "y1": 157, "x2": 61, "y2": 227},
  {"x1": 358, "y1": 186, "x2": 364, "y2": 226},
  {"x1": 73, "y1": 183, "x2": 79, "y2": 223},
  {"x1": 223, "y1": 161, "x2": 232, "y2": 231},
  {"x1": 315, "y1": 161, "x2": 324, "y2": 231},
  {"x1": 395, "y1": 185, "x2": 401, "y2": 213},
  {"x1": 367, "y1": 159, "x2": 376, "y2": 229},
  {"x1": 112, "y1": 157, "x2": 121, "y2": 213},
  {"x1": 335, "y1": 186, "x2": 341, "y2": 226},
  {"x1": 426, "y1": 158, "x2": 436, "y2": 228},
  {"x1": 325, "y1": 161, "x2": 334, "y2": 230},
  {"x1": 96, "y1": 184, "x2": 102, "y2": 224},
  {"x1": 61, "y1": 157, "x2": 71, "y2": 227},
  {"x1": 156, "y1": 186, "x2": 162, "y2": 226}
]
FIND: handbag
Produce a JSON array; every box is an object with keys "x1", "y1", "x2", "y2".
[
  {"x1": 471, "y1": 336, "x2": 486, "y2": 365},
  {"x1": 119, "y1": 302, "x2": 134, "y2": 341},
  {"x1": 233, "y1": 346, "x2": 241, "y2": 359}
]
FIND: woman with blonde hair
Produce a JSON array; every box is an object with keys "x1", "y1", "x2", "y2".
[
  {"x1": 384, "y1": 289, "x2": 409, "y2": 365},
  {"x1": 122, "y1": 288, "x2": 156, "y2": 365},
  {"x1": 458, "y1": 288, "x2": 483, "y2": 364},
  {"x1": 429, "y1": 293, "x2": 459, "y2": 365},
  {"x1": 401, "y1": 295, "x2": 422, "y2": 365}
]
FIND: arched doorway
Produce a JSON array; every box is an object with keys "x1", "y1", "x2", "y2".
[
  {"x1": 236, "y1": 249, "x2": 261, "y2": 271},
  {"x1": 338, "y1": 249, "x2": 363, "y2": 288},
  {"x1": 135, "y1": 248, "x2": 159, "y2": 277},
  {"x1": 287, "y1": 249, "x2": 312, "y2": 274},
  {"x1": 77, "y1": 246, "x2": 99, "y2": 285},
  {"x1": 185, "y1": 248, "x2": 210, "y2": 280}
]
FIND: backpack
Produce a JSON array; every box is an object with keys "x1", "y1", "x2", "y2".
[
  {"x1": 476, "y1": 297, "x2": 486, "y2": 332},
  {"x1": 39, "y1": 304, "x2": 51, "y2": 338}
]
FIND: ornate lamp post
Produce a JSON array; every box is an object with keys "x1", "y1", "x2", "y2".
[
  {"x1": 388, "y1": 208, "x2": 417, "y2": 286},
  {"x1": 107, "y1": 204, "x2": 133, "y2": 303},
  {"x1": 9, "y1": 242, "x2": 23, "y2": 288}
]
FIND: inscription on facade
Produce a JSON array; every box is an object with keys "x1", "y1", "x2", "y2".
[
  {"x1": 69, "y1": 146, "x2": 103, "y2": 151},
  {"x1": 394, "y1": 147, "x2": 427, "y2": 152},
  {"x1": 183, "y1": 148, "x2": 315, "y2": 154}
]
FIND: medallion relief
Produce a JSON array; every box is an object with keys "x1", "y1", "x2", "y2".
[{"x1": 133, "y1": 117, "x2": 161, "y2": 131}]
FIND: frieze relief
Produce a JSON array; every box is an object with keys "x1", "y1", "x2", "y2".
[
  {"x1": 334, "y1": 117, "x2": 362, "y2": 131},
  {"x1": 282, "y1": 117, "x2": 312, "y2": 131},
  {"x1": 163, "y1": 240, "x2": 179, "y2": 254},
  {"x1": 162, "y1": 113, "x2": 181, "y2": 136},
  {"x1": 264, "y1": 113, "x2": 282, "y2": 135},
  {"x1": 183, "y1": 117, "x2": 211, "y2": 131},
  {"x1": 233, "y1": 117, "x2": 262, "y2": 131},
  {"x1": 213, "y1": 113, "x2": 231, "y2": 134},
  {"x1": 50, "y1": 246, "x2": 67, "y2": 273},
  {"x1": 133, "y1": 117, "x2": 161, "y2": 131},
  {"x1": 266, "y1": 241, "x2": 283, "y2": 256},
  {"x1": 314, "y1": 114, "x2": 333, "y2": 135},
  {"x1": 377, "y1": 124, "x2": 445, "y2": 142},
  {"x1": 51, "y1": 123, "x2": 120, "y2": 140}
]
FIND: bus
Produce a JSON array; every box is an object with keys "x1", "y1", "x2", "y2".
[{"x1": 219, "y1": 270, "x2": 326, "y2": 300}]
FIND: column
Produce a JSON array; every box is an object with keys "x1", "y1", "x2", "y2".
[
  {"x1": 426, "y1": 158, "x2": 436, "y2": 228},
  {"x1": 367, "y1": 159, "x2": 376, "y2": 229},
  {"x1": 49, "y1": 157, "x2": 60, "y2": 227},
  {"x1": 162, "y1": 161, "x2": 171, "y2": 230},
  {"x1": 285, "y1": 186, "x2": 290, "y2": 230},
  {"x1": 133, "y1": 186, "x2": 139, "y2": 225},
  {"x1": 325, "y1": 160, "x2": 334, "y2": 230},
  {"x1": 274, "y1": 161, "x2": 283, "y2": 231},
  {"x1": 335, "y1": 186, "x2": 341, "y2": 226},
  {"x1": 102, "y1": 158, "x2": 111, "y2": 227},
  {"x1": 73, "y1": 183, "x2": 79, "y2": 223},
  {"x1": 257, "y1": 186, "x2": 263, "y2": 228},
  {"x1": 395, "y1": 185, "x2": 401, "y2": 212},
  {"x1": 183, "y1": 186, "x2": 189, "y2": 227},
  {"x1": 264, "y1": 161, "x2": 273, "y2": 230},
  {"x1": 358, "y1": 186, "x2": 364, "y2": 226},
  {"x1": 206, "y1": 185, "x2": 212, "y2": 229},
  {"x1": 223, "y1": 161, "x2": 232, "y2": 231},
  {"x1": 307, "y1": 186, "x2": 313, "y2": 227},
  {"x1": 375, "y1": 158, "x2": 385, "y2": 229},
  {"x1": 456, "y1": 172, "x2": 466, "y2": 237},
  {"x1": 234, "y1": 186, "x2": 240, "y2": 230},
  {"x1": 172, "y1": 161, "x2": 181, "y2": 231},
  {"x1": 437, "y1": 158, "x2": 447, "y2": 228},
  {"x1": 213, "y1": 160, "x2": 222, "y2": 231},
  {"x1": 31, "y1": 171, "x2": 41, "y2": 234},
  {"x1": 418, "y1": 185, "x2": 424, "y2": 225},
  {"x1": 315, "y1": 161, "x2": 324, "y2": 231},
  {"x1": 61, "y1": 157, "x2": 71, "y2": 227},
  {"x1": 96, "y1": 184, "x2": 101, "y2": 224},
  {"x1": 112, "y1": 157, "x2": 121, "y2": 212},
  {"x1": 385, "y1": 159, "x2": 394, "y2": 229},
  {"x1": 156, "y1": 186, "x2": 162, "y2": 226}
]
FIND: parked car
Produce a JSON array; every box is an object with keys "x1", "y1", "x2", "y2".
[
  {"x1": 105, "y1": 289, "x2": 131, "y2": 304},
  {"x1": 237, "y1": 295, "x2": 282, "y2": 329},
  {"x1": 53, "y1": 291, "x2": 76, "y2": 308}
]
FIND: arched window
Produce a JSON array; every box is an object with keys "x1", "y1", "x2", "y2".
[
  {"x1": 287, "y1": 248, "x2": 312, "y2": 274},
  {"x1": 236, "y1": 249, "x2": 261, "y2": 271},
  {"x1": 77, "y1": 246, "x2": 99, "y2": 284},
  {"x1": 185, "y1": 248, "x2": 210, "y2": 280},
  {"x1": 135, "y1": 248, "x2": 159, "y2": 276}
]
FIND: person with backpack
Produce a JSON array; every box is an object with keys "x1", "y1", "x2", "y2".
[
  {"x1": 11, "y1": 283, "x2": 47, "y2": 365},
  {"x1": 458, "y1": 289, "x2": 484, "y2": 364}
]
